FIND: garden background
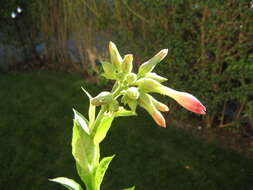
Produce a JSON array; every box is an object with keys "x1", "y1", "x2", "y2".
[{"x1": 0, "y1": 0, "x2": 253, "y2": 190}]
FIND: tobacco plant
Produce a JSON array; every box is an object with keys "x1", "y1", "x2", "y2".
[{"x1": 49, "y1": 42, "x2": 206, "y2": 190}]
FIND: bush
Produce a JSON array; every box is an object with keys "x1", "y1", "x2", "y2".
[{"x1": 1, "y1": 0, "x2": 253, "y2": 133}]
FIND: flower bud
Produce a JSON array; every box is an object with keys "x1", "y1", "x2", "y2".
[
  {"x1": 138, "y1": 49, "x2": 168, "y2": 77},
  {"x1": 126, "y1": 87, "x2": 140, "y2": 100},
  {"x1": 159, "y1": 87, "x2": 206, "y2": 115},
  {"x1": 121, "y1": 54, "x2": 133, "y2": 74},
  {"x1": 91, "y1": 91, "x2": 113, "y2": 106},
  {"x1": 109, "y1": 41, "x2": 123, "y2": 71},
  {"x1": 149, "y1": 95, "x2": 169, "y2": 112},
  {"x1": 135, "y1": 78, "x2": 164, "y2": 93},
  {"x1": 146, "y1": 72, "x2": 167, "y2": 83},
  {"x1": 126, "y1": 73, "x2": 137, "y2": 84},
  {"x1": 138, "y1": 93, "x2": 166, "y2": 127},
  {"x1": 109, "y1": 100, "x2": 119, "y2": 112}
]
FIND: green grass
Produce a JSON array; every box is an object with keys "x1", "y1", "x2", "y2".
[{"x1": 0, "y1": 71, "x2": 253, "y2": 190}]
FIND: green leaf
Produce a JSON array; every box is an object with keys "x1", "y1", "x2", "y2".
[
  {"x1": 94, "y1": 155, "x2": 115, "y2": 190},
  {"x1": 94, "y1": 115, "x2": 114, "y2": 144},
  {"x1": 72, "y1": 121, "x2": 100, "y2": 186},
  {"x1": 73, "y1": 109, "x2": 89, "y2": 135},
  {"x1": 81, "y1": 87, "x2": 96, "y2": 126},
  {"x1": 49, "y1": 177, "x2": 83, "y2": 190},
  {"x1": 122, "y1": 186, "x2": 135, "y2": 190}
]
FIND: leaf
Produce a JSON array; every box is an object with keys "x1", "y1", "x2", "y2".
[
  {"x1": 101, "y1": 61, "x2": 116, "y2": 75},
  {"x1": 122, "y1": 186, "x2": 135, "y2": 190},
  {"x1": 94, "y1": 115, "x2": 114, "y2": 144},
  {"x1": 94, "y1": 155, "x2": 115, "y2": 190},
  {"x1": 73, "y1": 109, "x2": 89, "y2": 134},
  {"x1": 81, "y1": 87, "x2": 96, "y2": 126},
  {"x1": 49, "y1": 177, "x2": 83, "y2": 190},
  {"x1": 114, "y1": 107, "x2": 137, "y2": 117},
  {"x1": 72, "y1": 121, "x2": 100, "y2": 186}
]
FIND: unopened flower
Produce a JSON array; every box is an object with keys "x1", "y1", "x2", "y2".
[
  {"x1": 136, "y1": 78, "x2": 205, "y2": 115},
  {"x1": 109, "y1": 100, "x2": 119, "y2": 112},
  {"x1": 138, "y1": 93, "x2": 166, "y2": 127},
  {"x1": 148, "y1": 95, "x2": 169, "y2": 112},
  {"x1": 146, "y1": 72, "x2": 167, "y2": 83},
  {"x1": 125, "y1": 73, "x2": 137, "y2": 84},
  {"x1": 138, "y1": 49, "x2": 168, "y2": 77},
  {"x1": 121, "y1": 54, "x2": 133, "y2": 74},
  {"x1": 91, "y1": 91, "x2": 113, "y2": 106},
  {"x1": 126, "y1": 87, "x2": 140, "y2": 100},
  {"x1": 136, "y1": 78, "x2": 163, "y2": 92},
  {"x1": 109, "y1": 41, "x2": 122, "y2": 71},
  {"x1": 158, "y1": 87, "x2": 206, "y2": 115}
]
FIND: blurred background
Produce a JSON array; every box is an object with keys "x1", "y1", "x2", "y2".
[{"x1": 0, "y1": 0, "x2": 253, "y2": 189}]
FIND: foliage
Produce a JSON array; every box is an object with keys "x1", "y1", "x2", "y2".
[{"x1": 1, "y1": 0, "x2": 252, "y2": 131}]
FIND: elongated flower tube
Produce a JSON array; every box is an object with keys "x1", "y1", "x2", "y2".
[
  {"x1": 146, "y1": 72, "x2": 168, "y2": 83},
  {"x1": 161, "y1": 87, "x2": 206, "y2": 115},
  {"x1": 138, "y1": 49, "x2": 168, "y2": 77},
  {"x1": 136, "y1": 78, "x2": 206, "y2": 115},
  {"x1": 148, "y1": 94, "x2": 169, "y2": 112},
  {"x1": 138, "y1": 93, "x2": 166, "y2": 127}
]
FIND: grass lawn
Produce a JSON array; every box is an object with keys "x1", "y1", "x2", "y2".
[{"x1": 0, "y1": 71, "x2": 253, "y2": 190}]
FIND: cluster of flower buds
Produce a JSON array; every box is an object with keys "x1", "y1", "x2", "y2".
[{"x1": 91, "y1": 42, "x2": 206, "y2": 127}]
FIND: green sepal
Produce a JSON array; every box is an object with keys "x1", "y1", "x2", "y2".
[
  {"x1": 49, "y1": 177, "x2": 83, "y2": 190},
  {"x1": 122, "y1": 186, "x2": 135, "y2": 190},
  {"x1": 101, "y1": 61, "x2": 116, "y2": 75},
  {"x1": 101, "y1": 73, "x2": 117, "y2": 80},
  {"x1": 127, "y1": 100, "x2": 138, "y2": 112},
  {"x1": 109, "y1": 100, "x2": 119, "y2": 112},
  {"x1": 94, "y1": 155, "x2": 115, "y2": 190},
  {"x1": 101, "y1": 61, "x2": 117, "y2": 80},
  {"x1": 73, "y1": 109, "x2": 89, "y2": 135},
  {"x1": 146, "y1": 72, "x2": 168, "y2": 83},
  {"x1": 114, "y1": 107, "x2": 137, "y2": 117},
  {"x1": 81, "y1": 87, "x2": 96, "y2": 127},
  {"x1": 93, "y1": 115, "x2": 114, "y2": 144}
]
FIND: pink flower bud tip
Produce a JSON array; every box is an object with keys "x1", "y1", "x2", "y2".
[
  {"x1": 162, "y1": 87, "x2": 206, "y2": 115},
  {"x1": 152, "y1": 110, "x2": 166, "y2": 128},
  {"x1": 174, "y1": 92, "x2": 206, "y2": 115},
  {"x1": 157, "y1": 49, "x2": 168, "y2": 60}
]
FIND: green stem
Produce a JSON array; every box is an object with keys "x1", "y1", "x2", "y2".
[{"x1": 90, "y1": 106, "x2": 107, "y2": 136}]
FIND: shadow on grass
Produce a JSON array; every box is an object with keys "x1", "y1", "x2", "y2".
[{"x1": 0, "y1": 71, "x2": 253, "y2": 190}]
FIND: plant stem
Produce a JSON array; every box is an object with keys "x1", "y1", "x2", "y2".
[{"x1": 91, "y1": 106, "x2": 107, "y2": 136}]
